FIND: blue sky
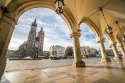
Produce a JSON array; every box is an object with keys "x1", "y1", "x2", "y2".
[{"x1": 8, "y1": 8, "x2": 109, "y2": 51}]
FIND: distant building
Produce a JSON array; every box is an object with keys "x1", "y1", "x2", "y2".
[
  {"x1": 43, "y1": 51, "x2": 49, "y2": 58},
  {"x1": 106, "y1": 48, "x2": 114, "y2": 56},
  {"x1": 49, "y1": 45, "x2": 65, "y2": 59},
  {"x1": 6, "y1": 50, "x2": 19, "y2": 58},
  {"x1": 81, "y1": 46, "x2": 97, "y2": 57},
  {"x1": 16, "y1": 19, "x2": 44, "y2": 58},
  {"x1": 65, "y1": 46, "x2": 97, "y2": 56},
  {"x1": 64, "y1": 46, "x2": 97, "y2": 57}
]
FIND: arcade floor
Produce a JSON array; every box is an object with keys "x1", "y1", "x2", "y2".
[{"x1": 1, "y1": 57, "x2": 125, "y2": 83}]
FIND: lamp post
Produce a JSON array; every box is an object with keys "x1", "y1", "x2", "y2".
[
  {"x1": 100, "y1": 7, "x2": 113, "y2": 34},
  {"x1": 116, "y1": 21, "x2": 125, "y2": 41},
  {"x1": 54, "y1": 0, "x2": 64, "y2": 14},
  {"x1": 106, "y1": 25, "x2": 113, "y2": 34}
]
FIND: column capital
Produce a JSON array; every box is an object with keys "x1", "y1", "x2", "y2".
[
  {"x1": 110, "y1": 42, "x2": 117, "y2": 46},
  {"x1": 70, "y1": 31, "x2": 81, "y2": 38}
]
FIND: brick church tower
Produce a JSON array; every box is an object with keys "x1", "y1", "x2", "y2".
[
  {"x1": 37, "y1": 27, "x2": 44, "y2": 56},
  {"x1": 27, "y1": 18, "x2": 37, "y2": 48},
  {"x1": 26, "y1": 18, "x2": 37, "y2": 57}
]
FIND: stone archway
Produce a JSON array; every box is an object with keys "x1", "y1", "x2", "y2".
[
  {"x1": 79, "y1": 17, "x2": 111, "y2": 62},
  {"x1": 105, "y1": 30, "x2": 122, "y2": 61},
  {"x1": 0, "y1": 0, "x2": 78, "y2": 58},
  {"x1": 7, "y1": 0, "x2": 86, "y2": 67},
  {"x1": 79, "y1": 17, "x2": 101, "y2": 40},
  {"x1": 0, "y1": 0, "x2": 86, "y2": 79},
  {"x1": 7, "y1": 0, "x2": 77, "y2": 32},
  {"x1": 116, "y1": 34, "x2": 125, "y2": 60}
]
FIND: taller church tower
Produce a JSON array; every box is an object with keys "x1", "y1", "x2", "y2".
[
  {"x1": 27, "y1": 18, "x2": 37, "y2": 47},
  {"x1": 27, "y1": 19, "x2": 37, "y2": 57}
]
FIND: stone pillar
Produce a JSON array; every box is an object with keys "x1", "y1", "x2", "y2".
[
  {"x1": 123, "y1": 42, "x2": 125, "y2": 49},
  {"x1": 124, "y1": 44, "x2": 125, "y2": 50},
  {"x1": 111, "y1": 43, "x2": 122, "y2": 61},
  {"x1": 120, "y1": 46, "x2": 125, "y2": 60},
  {"x1": 0, "y1": 57, "x2": 6, "y2": 81},
  {"x1": 117, "y1": 42, "x2": 125, "y2": 61},
  {"x1": 0, "y1": 14, "x2": 15, "y2": 80},
  {"x1": 97, "y1": 37, "x2": 111, "y2": 62},
  {"x1": 70, "y1": 31, "x2": 85, "y2": 67}
]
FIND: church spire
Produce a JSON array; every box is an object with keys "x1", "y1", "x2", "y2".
[
  {"x1": 34, "y1": 18, "x2": 36, "y2": 24},
  {"x1": 32, "y1": 18, "x2": 37, "y2": 27},
  {"x1": 40, "y1": 27, "x2": 43, "y2": 32}
]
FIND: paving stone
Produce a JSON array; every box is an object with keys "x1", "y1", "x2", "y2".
[
  {"x1": 93, "y1": 78, "x2": 113, "y2": 83},
  {"x1": 0, "y1": 76, "x2": 10, "y2": 83}
]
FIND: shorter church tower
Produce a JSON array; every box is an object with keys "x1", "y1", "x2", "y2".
[{"x1": 37, "y1": 27, "x2": 44, "y2": 56}]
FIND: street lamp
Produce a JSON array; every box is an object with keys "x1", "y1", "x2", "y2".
[
  {"x1": 116, "y1": 21, "x2": 125, "y2": 41},
  {"x1": 106, "y1": 25, "x2": 113, "y2": 34},
  {"x1": 100, "y1": 7, "x2": 113, "y2": 34},
  {"x1": 54, "y1": 0, "x2": 64, "y2": 14}
]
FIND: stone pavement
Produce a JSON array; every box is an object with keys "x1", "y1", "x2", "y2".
[
  {"x1": 0, "y1": 76, "x2": 10, "y2": 83},
  {"x1": 2, "y1": 57, "x2": 125, "y2": 83},
  {"x1": 5, "y1": 57, "x2": 101, "y2": 72},
  {"x1": 5, "y1": 59, "x2": 74, "y2": 72}
]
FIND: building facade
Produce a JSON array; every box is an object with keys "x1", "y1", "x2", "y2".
[
  {"x1": 43, "y1": 51, "x2": 49, "y2": 58},
  {"x1": 17, "y1": 19, "x2": 44, "y2": 58},
  {"x1": 81, "y1": 46, "x2": 97, "y2": 57},
  {"x1": 49, "y1": 45, "x2": 97, "y2": 58},
  {"x1": 106, "y1": 48, "x2": 114, "y2": 56},
  {"x1": 49, "y1": 45, "x2": 65, "y2": 59}
]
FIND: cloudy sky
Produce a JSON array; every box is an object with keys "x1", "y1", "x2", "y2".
[{"x1": 8, "y1": 8, "x2": 109, "y2": 51}]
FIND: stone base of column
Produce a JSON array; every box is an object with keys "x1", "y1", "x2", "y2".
[
  {"x1": 0, "y1": 58, "x2": 6, "y2": 81},
  {"x1": 73, "y1": 61, "x2": 85, "y2": 67},
  {"x1": 122, "y1": 56, "x2": 125, "y2": 59},
  {"x1": 101, "y1": 57, "x2": 111, "y2": 62},
  {"x1": 114, "y1": 56, "x2": 122, "y2": 61},
  {"x1": 122, "y1": 56, "x2": 125, "y2": 61}
]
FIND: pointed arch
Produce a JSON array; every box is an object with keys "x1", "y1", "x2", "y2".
[{"x1": 79, "y1": 17, "x2": 101, "y2": 41}]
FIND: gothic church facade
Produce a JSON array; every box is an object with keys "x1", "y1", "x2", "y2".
[{"x1": 16, "y1": 19, "x2": 44, "y2": 58}]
